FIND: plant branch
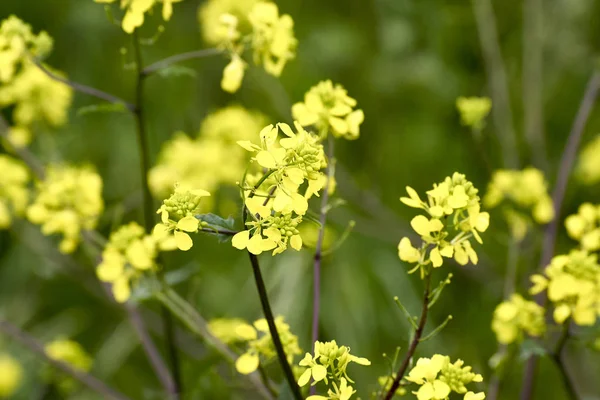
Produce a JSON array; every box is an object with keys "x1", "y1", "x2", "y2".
[
  {"x1": 30, "y1": 57, "x2": 135, "y2": 112},
  {"x1": 383, "y1": 272, "x2": 432, "y2": 400},
  {"x1": 312, "y1": 135, "x2": 335, "y2": 347},
  {"x1": 142, "y1": 48, "x2": 222, "y2": 76},
  {"x1": 471, "y1": 0, "x2": 519, "y2": 168},
  {"x1": 132, "y1": 30, "x2": 181, "y2": 398},
  {"x1": 550, "y1": 324, "x2": 578, "y2": 400},
  {"x1": 520, "y1": 71, "x2": 600, "y2": 400},
  {"x1": 0, "y1": 319, "x2": 130, "y2": 400}
]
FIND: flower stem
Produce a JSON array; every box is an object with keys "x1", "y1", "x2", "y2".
[
  {"x1": 142, "y1": 48, "x2": 222, "y2": 76},
  {"x1": 132, "y1": 30, "x2": 181, "y2": 398},
  {"x1": 550, "y1": 324, "x2": 578, "y2": 400},
  {"x1": 311, "y1": 135, "x2": 335, "y2": 390},
  {"x1": 247, "y1": 252, "x2": 303, "y2": 400},
  {"x1": 383, "y1": 272, "x2": 432, "y2": 400}
]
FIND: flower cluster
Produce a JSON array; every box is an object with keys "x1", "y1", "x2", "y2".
[
  {"x1": 45, "y1": 339, "x2": 93, "y2": 393},
  {"x1": 483, "y1": 168, "x2": 553, "y2": 240},
  {"x1": 406, "y1": 354, "x2": 484, "y2": 400},
  {"x1": 0, "y1": 155, "x2": 29, "y2": 229},
  {"x1": 214, "y1": 1, "x2": 297, "y2": 92},
  {"x1": 234, "y1": 317, "x2": 301, "y2": 375},
  {"x1": 97, "y1": 222, "x2": 175, "y2": 302},
  {"x1": 298, "y1": 340, "x2": 370, "y2": 400},
  {"x1": 26, "y1": 165, "x2": 103, "y2": 254},
  {"x1": 398, "y1": 173, "x2": 489, "y2": 275},
  {"x1": 149, "y1": 105, "x2": 267, "y2": 199},
  {"x1": 94, "y1": 0, "x2": 182, "y2": 33},
  {"x1": 576, "y1": 134, "x2": 600, "y2": 185},
  {"x1": 198, "y1": 0, "x2": 261, "y2": 45},
  {"x1": 233, "y1": 122, "x2": 328, "y2": 255},
  {"x1": 0, "y1": 16, "x2": 71, "y2": 148},
  {"x1": 154, "y1": 187, "x2": 211, "y2": 251},
  {"x1": 208, "y1": 317, "x2": 253, "y2": 344},
  {"x1": 565, "y1": 203, "x2": 600, "y2": 251},
  {"x1": 0, "y1": 354, "x2": 22, "y2": 398},
  {"x1": 455, "y1": 96, "x2": 491, "y2": 131},
  {"x1": 292, "y1": 80, "x2": 365, "y2": 139},
  {"x1": 530, "y1": 250, "x2": 600, "y2": 326},
  {"x1": 491, "y1": 294, "x2": 546, "y2": 344}
]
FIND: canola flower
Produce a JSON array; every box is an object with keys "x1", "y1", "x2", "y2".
[
  {"x1": 483, "y1": 168, "x2": 553, "y2": 240},
  {"x1": 97, "y1": 221, "x2": 176, "y2": 302},
  {"x1": 398, "y1": 173, "x2": 490, "y2": 275},
  {"x1": 576, "y1": 134, "x2": 600, "y2": 185},
  {"x1": 565, "y1": 203, "x2": 600, "y2": 251},
  {"x1": 455, "y1": 96, "x2": 491, "y2": 131},
  {"x1": 45, "y1": 339, "x2": 93, "y2": 393},
  {"x1": 0, "y1": 16, "x2": 71, "y2": 148},
  {"x1": 233, "y1": 122, "x2": 328, "y2": 255},
  {"x1": 292, "y1": 80, "x2": 365, "y2": 140},
  {"x1": 154, "y1": 187, "x2": 211, "y2": 251},
  {"x1": 530, "y1": 250, "x2": 600, "y2": 326},
  {"x1": 405, "y1": 354, "x2": 484, "y2": 400},
  {"x1": 211, "y1": 1, "x2": 297, "y2": 93},
  {"x1": 149, "y1": 105, "x2": 267, "y2": 199},
  {"x1": 198, "y1": 0, "x2": 260, "y2": 45},
  {"x1": 0, "y1": 155, "x2": 29, "y2": 229},
  {"x1": 27, "y1": 165, "x2": 103, "y2": 254},
  {"x1": 234, "y1": 317, "x2": 301, "y2": 375},
  {"x1": 0, "y1": 354, "x2": 22, "y2": 398},
  {"x1": 491, "y1": 294, "x2": 545, "y2": 344},
  {"x1": 94, "y1": 0, "x2": 183, "y2": 34},
  {"x1": 208, "y1": 317, "x2": 253, "y2": 344},
  {"x1": 298, "y1": 341, "x2": 370, "y2": 400}
]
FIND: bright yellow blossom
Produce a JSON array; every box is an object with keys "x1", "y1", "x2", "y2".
[
  {"x1": 491, "y1": 294, "x2": 545, "y2": 344},
  {"x1": 399, "y1": 173, "x2": 489, "y2": 274},
  {"x1": 456, "y1": 96, "x2": 491, "y2": 130},
  {"x1": 406, "y1": 355, "x2": 484, "y2": 400},
  {"x1": 565, "y1": 203, "x2": 600, "y2": 251},
  {"x1": 576, "y1": 135, "x2": 600, "y2": 185},
  {"x1": 45, "y1": 339, "x2": 92, "y2": 393},
  {"x1": 27, "y1": 165, "x2": 103, "y2": 253},
  {"x1": 306, "y1": 378, "x2": 356, "y2": 400},
  {"x1": 221, "y1": 54, "x2": 246, "y2": 93},
  {"x1": 0, "y1": 155, "x2": 29, "y2": 229},
  {"x1": 94, "y1": 0, "x2": 183, "y2": 33},
  {"x1": 234, "y1": 317, "x2": 301, "y2": 375},
  {"x1": 0, "y1": 354, "x2": 22, "y2": 398},
  {"x1": 292, "y1": 80, "x2": 364, "y2": 139},
  {"x1": 530, "y1": 250, "x2": 600, "y2": 326},
  {"x1": 198, "y1": 0, "x2": 260, "y2": 45},
  {"x1": 155, "y1": 187, "x2": 211, "y2": 251},
  {"x1": 484, "y1": 168, "x2": 553, "y2": 240}
]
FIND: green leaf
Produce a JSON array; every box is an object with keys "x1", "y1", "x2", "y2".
[
  {"x1": 76, "y1": 102, "x2": 127, "y2": 117},
  {"x1": 519, "y1": 339, "x2": 548, "y2": 361},
  {"x1": 197, "y1": 213, "x2": 236, "y2": 243},
  {"x1": 156, "y1": 65, "x2": 197, "y2": 79}
]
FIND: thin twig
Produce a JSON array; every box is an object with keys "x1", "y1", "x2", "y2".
[
  {"x1": 199, "y1": 227, "x2": 238, "y2": 236},
  {"x1": 0, "y1": 115, "x2": 45, "y2": 179},
  {"x1": 132, "y1": 30, "x2": 182, "y2": 397},
  {"x1": 383, "y1": 273, "x2": 432, "y2": 400},
  {"x1": 142, "y1": 48, "x2": 222, "y2": 76},
  {"x1": 30, "y1": 58, "x2": 135, "y2": 112},
  {"x1": 312, "y1": 136, "x2": 335, "y2": 347},
  {"x1": 520, "y1": 71, "x2": 600, "y2": 400},
  {"x1": 523, "y1": 0, "x2": 548, "y2": 171},
  {"x1": 471, "y1": 0, "x2": 519, "y2": 168},
  {"x1": 0, "y1": 319, "x2": 131, "y2": 400}
]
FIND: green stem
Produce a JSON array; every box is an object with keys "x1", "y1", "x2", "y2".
[
  {"x1": 550, "y1": 324, "x2": 578, "y2": 400},
  {"x1": 132, "y1": 30, "x2": 181, "y2": 398}
]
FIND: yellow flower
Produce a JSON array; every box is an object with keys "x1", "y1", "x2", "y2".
[
  {"x1": 565, "y1": 203, "x2": 600, "y2": 251},
  {"x1": 27, "y1": 164, "x2": 103, "y2": 253},
  {"x1": 198, "y1": 0, "x2": 261, "y2": 45},
  {"x1": 155, "y1": 187, "x2": 211, "y2": 251},
  {"x1": 233, "y1": 214, "x2": 303, "y2": 256},
  {"x1": 0, "y1": 354, "x2": 22, "y2": 398},
  {"x1": 492, "y1": 294, "x2": 546, "y2": 344},
  {"x1": 45, "y1": 339, "x2": 92, "y2": 372},
  {"x1": 248, "y1": 1, "x2": 297, "y2": 77},
  {"x1": 456, "y1": 96, "x2": 492, "y2": 130},
  {"x1": 207, "y1": 318, "x2": 254, "y2": 344},
  {"x1": 292, "y1": 80, "x2": 364, "y2": 139},
  {"x1": 95, "y1": 0, "x2": 183, "y2": 33},
  {"x1": 530, "y1": 250, "x2": 600, "y2": 326},
  {"x1": 0, "y1": 155, "x2": 29, "y2": 229},
  {"x1": 234, "y1": 317, "x2": 301, "y2": 375}
]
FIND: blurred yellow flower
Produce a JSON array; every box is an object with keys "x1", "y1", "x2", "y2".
[
  {"x1": 198, "y1": 0, "x2": 260, "y2": 45},
  {"x1": 576, "y1": 135, "x2": 600, "y2": 185},
  {"x1": 94, "y1": 0, "x2": 183, "y2": 33},
  {"x1": 456, "y1": 96, "x2": 492, "y2": 130},
  {"x1": 491, "y1": 294, "x2": 545, "y2": 344},
  {"x1": 0, "y1": 354, "x2": 22, "y2": 398},
  {"x1": 565, "y1": 203, "x2": 600, "y2": 251},
  {"x1": 27, "y1": 165, "x2": 103, "y2": 253},
  {"x1": 0, "y1": 155, "x2": 29, "y2": 229}
]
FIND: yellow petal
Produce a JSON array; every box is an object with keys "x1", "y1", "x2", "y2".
[
  {"x1": 234, "y1": 323, "x2": 257, "y2": 340},
  {"x1": 174, "y1": 230, "x2": 193, "y2": 251},
  {"x1": 290, "y1": 235, "x2": 302, "y2": 250},
  {"x1": 411, "y1": 215, "x2": 431, "y2": 236},
  {"x1": 247, "y1": 233, "x2": 265, "y2": 255},
  {"x1": 298, "y1": 368, "x2": 312, "y2": 387},
  {"x1": 112, "y1": 277, "x2": 131, "y2": 303},
  {"x1": 553, "y1": 304, "x2": 571, "y2": 324},
  {"x1": 177, "y1": 216, "x2": 199, "y2": 232},
  {"x1": 232, "y1": 230, "x2": 250, "y2": 250},
  {"x1": 255, "y1": 151, "x2": 278, "y2": 169},
  {"x1": 235, "y1": 353, "x2": 259, "y2": 375},
  {"x1": 312, "y1": 364, "x2": 327, "y2": 382}
]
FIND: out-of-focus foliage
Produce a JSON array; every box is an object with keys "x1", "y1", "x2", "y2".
[{"x1": 1, "y1": 0, "x2": 600, "y2": 399}]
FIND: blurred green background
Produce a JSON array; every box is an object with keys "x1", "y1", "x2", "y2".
[{"x1": 1, "y1": 0, "x2": 600, "y2": 399}]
